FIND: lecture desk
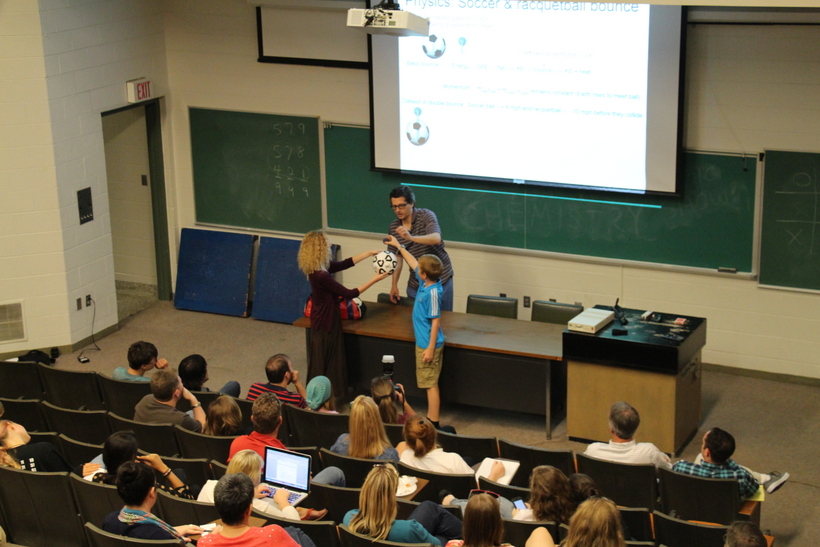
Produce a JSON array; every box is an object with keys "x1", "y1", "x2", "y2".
[{"x1": 293, "y1": 301, "x2": 565, "y2": 439}]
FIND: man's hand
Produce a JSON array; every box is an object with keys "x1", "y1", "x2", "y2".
[
  {"x1": 290, "y1": 369, "x2": 301, "y2": 386},
  {"x1": 422, "y1": 347, "x2": 434, "y2": 363},
  {"x1": 396, "y1": 226, "x2": 412, "y2": 240},
  {"x1": 174, "y1": 525, "x2": 205, "y2": 537},
  {"x1": 389, "y1": 286, "x2": 401, "y2": 304},
  {"x1": 155, "y1": 358, "x2": 169, "y2": 369}
]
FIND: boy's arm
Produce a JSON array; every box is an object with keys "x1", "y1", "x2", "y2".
[
  {"x1": 423, "y1": 317, "x2": 441, "y2": 363},
  {"x1": 385, "y1": 235, "x2": 418, "y2": 271}
]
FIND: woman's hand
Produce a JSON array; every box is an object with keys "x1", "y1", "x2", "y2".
[
  {"x1": 273, "y1": 488, "x2": 292, "y2": 510},
  {"x1": 255, "y1": 483, "x2": 273, "y2": 499},
  {"x1": 488, "y1": 460, "x2": 506, "y2": 482},
  {"x1": 136, "y1": 453, "x2": 165, "y2": 471}
]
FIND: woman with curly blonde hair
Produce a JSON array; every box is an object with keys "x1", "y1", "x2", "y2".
[
  {"x1": 331, "y1": 395, "x2": 399, "y2": 460},
  {"x1": 298, "y1": 230, "x2": 387, "y2": 398}
]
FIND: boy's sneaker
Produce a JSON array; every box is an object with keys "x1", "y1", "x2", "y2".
[{"x1": 763, "y1": 471, "x2": 789, "y2": 493}]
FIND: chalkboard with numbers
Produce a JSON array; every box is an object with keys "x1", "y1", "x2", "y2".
[
  {"x1": 190, "y1": 108, "x2": 321, "y2": 234},
  {"x1": 760, "y1": 150, "x2": 820, "y2": 291}
]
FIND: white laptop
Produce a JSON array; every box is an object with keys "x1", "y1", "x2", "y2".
[{"x1": 262, "y1": 446, "x2": 311, "y2": 506}]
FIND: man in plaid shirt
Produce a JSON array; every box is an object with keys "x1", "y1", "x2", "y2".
[{"x1": 672, "y1": 427, "x2": 760, "y2": 499}]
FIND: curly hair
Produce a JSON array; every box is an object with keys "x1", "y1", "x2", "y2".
[
  {"x1": 529, "y1": 465, "x2": 576, "y2": 525},
  {"x1": 297, "y1": 231, "x2": 331, "y2": 276}
]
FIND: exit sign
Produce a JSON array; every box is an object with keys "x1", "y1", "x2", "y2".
[{"x1": 126, "y1": 78, "x2": 152, "y2": 103}]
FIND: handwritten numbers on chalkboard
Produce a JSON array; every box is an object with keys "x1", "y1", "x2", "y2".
[{"x1": 272, "y1": 122, "x2": 307, "y2": 135}]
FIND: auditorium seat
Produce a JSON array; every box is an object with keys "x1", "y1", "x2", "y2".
[
  {"x1": 530, "y1": 300, "x2": 583, "y2": 324},
  {"x1": 58, "y1": 434, "x2": 104, "y2": 469},
  {"x1": 37, "y1": 363, "x2": 104, "y2": 410},
  {"x1": 477, "y1": 476, "x2": 530, "y2": 504},
  {"x1": 252, "y1": 511, "x2": 340, "y2": 547},
  {"x1": 285, "y1": 404, "x2": 349, "y2": 449},
  {"x1": 653, "y1": 510, "x2": 728, "y2": 547},
  {"x1": 339, "y1": 524, "x2": 430, "y2": 547},
  {"x1": 70, "y1": 474, "x2": 122, "y2": 529},
  {"x1": 307, "y1": 481, "x2": 361, "y2": 523},
  {"x1": 174, "y1": 424, "x2": 235, "y2": 463},
  {"x1": 0, "y1": 360, "x2": 44, "y2": 399},
  {"x1": 0, "y1": 397, "x2": 48, "y2": 432},
  {"x1": 498, "y1": 439, "x2": 575, "y2": 487},
  {"x1": 320, "y1": 448, "x2": 388, "y2": 489},
  {"x1": 97, "y1": 375, "x2": 152, "y2": 418},
  {"x1": 658, "y1": 467, "x2": 744, "y2": 525},
  {"x1": 576, "y1": 453, "x2": 658, "y2": 510},
  {"x1": 503, "y1": 518, "x2": 560, "y2": 547},
  {"x1": 42, "y1": 400, "x2": 111, "y2": 445},
  {"x1": 466, "y1": 295, "x2": 518, "y2": 319},
  {"x1": 397, "y1": 462, "x2": 475, "y2": 502},
  {"x1": 435, "y1": 430, "x2": 499, "y2": 465},
  {"x1": 108, "y1": 412, "x2": 180, "y2": 457},
  {"x1": 85, "y1": 522, "x2": 182, "y2": 547}
]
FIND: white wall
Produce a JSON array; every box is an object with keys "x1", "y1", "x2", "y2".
[
  {"x1": 103, "y1": 108, "x2": 157, "y2": 286},
  {"x1": 0, "y1": 1, "x2": 70, "y2": 351},
  {"x1": 162, "y1": 1, "x2": 820, "y2": 380},
  {"x1": 0, "y1": 0, "x2": 169, "y2": 353}
]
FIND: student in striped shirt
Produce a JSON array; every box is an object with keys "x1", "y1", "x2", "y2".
[{"x1": 246, "y1": 354, "x2": 307, "y2": 409}]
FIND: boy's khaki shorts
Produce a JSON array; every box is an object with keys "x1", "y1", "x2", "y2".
[{"x1": 415, "y1": 346, "x2": 443, "y2": 389}]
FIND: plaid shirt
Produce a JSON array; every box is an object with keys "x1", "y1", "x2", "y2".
[{"x1": 672, "y1": 458, "x2": 759, "y2": 499}]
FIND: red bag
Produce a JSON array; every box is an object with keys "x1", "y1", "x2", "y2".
[{"x1": 304, "y1": 296, "x2": 366, "y2": 320}]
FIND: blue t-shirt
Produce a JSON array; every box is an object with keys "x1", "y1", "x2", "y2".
[
  {"x1": 343, "y1": 510, "x2": 441, "y2": 546},
  {"x1": 412, "y1": 267, "x2": 445, "y2": 350},
  {"x1": 112, "y1": 367, "x2": 149, "y2": 382}
]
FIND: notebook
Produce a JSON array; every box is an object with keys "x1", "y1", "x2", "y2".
[{"x1": 262, "y1": 446, "x2": 312, "y2": 506}]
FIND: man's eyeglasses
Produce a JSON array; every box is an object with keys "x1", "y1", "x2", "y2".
[{"x1": 390, "y1": 203, "x2": 409, "y2": 210}]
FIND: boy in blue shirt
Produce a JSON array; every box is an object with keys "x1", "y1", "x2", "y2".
[{"x1": 386, "y1": 235, "x2": 445, "y2": 428}]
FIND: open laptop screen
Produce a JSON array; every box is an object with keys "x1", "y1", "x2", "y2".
[{"x1": 263, "y1": 446, "x2": 311, "y2": 493}]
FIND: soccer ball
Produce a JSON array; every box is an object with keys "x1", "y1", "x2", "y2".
[
  {"x1": 423, "y1": 34, "x2": 446, "y2": 59},
  {"x1": 406, "y1": 119, "x2": 430, "y2": 146},
  {"x1": 373, "y1": 250, "x2": 398, "y2": 275}
]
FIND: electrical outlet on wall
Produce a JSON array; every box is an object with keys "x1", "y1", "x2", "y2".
[
  {"x1": 86, "y1": 295, "x2": 92, "y2": 307},
  {"x1": 524, "y1": 296, "x2": 531, "y2": 307},
  {"x1": 76, "y1": 298, "x2": 82, "y2": 311}
]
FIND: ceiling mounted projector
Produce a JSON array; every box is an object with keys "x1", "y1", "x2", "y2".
[{"x1": 347, "y1": 8, "x2": 430, "y2": 37}]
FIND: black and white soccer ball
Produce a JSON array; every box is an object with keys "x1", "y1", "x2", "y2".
[
  {"x1": 423, "y1": 34, "x2": 446, "y2": 59},
  {"x1": 373, "y1": 250, "x2": 398, "y2": 275}
]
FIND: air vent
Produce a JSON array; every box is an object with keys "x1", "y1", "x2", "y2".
[{"x1": 0, "y1": 302, "x2": 26, "y2": 343}]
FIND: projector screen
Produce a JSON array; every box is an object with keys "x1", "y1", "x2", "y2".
[{"x1": 370, "y1": 2, "x2": 685, "y2": 195}]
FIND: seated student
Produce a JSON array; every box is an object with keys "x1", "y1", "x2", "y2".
[
  {"x1": 228, "y1": 393, "x2": 345, "y2": 486},
  {"x1": 306, "y1": 376, "x2": 337, "y2": 414},
  {"x1": 525, "y1": 497, "x2": 626, "y2": 547},
  {"x1": 331, "y1": 395, "x2": 399, "y2": 460},
  {"x1": 102, "y1": 461, "x2": 204, "y2": 541},
  {"x1": 344, "y1": 464, "x2": 462, "y2": 546},
  {"x1": 85, "y1": 430, "x2": 195, "y2": 499},
  {"x1": 725, "y1": 521, "x2": 767, "y2": 547},
  {"x1": 442, "y1": 465, "x2": 574, "y2": 524},
  {"x1": 198, "y1": 449, "x2": 327, "y2": 521},
  {"x1": 112, "y1": 341, "x2": 168, "y2": 382},
  {"x1": 398, "y1": 414, "x2": 504, "y2": 480},
  {"x1": 0, "y1": 419, "x2": 73, "y2": 472},
  {"x1": 445, "y1": 492, "x2": 536, "y2": 547},
  {"x1": 197, "y1": 473, "x2": 304, "y2": 547},
  {"x1": 134, "y1": 368, "x2": 206, "y2": 432},
  {"x1": 673, "y1": 428, "x2": 763, "y2": 499},
  {"x1": 178, "y1": 354, "x2": 241, "y2": 398},
  {"x1": 246, "y1": 354, "x2": 307, "y2": 408},
  {"x1": 584, "y1": 402, "x2": 672, "y2": 469},
  {"x1": 203, "y1": 395, "x2": 244, "y2": 436},
  {"x1": 371, "y1": 375, "x2": 414, "y2": 425}
]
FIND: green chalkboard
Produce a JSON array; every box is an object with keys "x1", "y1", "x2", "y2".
[
  {"x1": 190, "y1": 108, "x2": 321, "y2": 233},
  {"x1": 325, "y1": 126, "x2": 755, "y2": 271},
  {"x1": 760, "y1": 150, "x2": 820, "y2": 290}
]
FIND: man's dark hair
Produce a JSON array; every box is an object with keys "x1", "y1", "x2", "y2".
[
  {"x1": 725, "y1": 521, "x2": 766, "y2": 547},
  {"x1": 705, "y1": 427, "x2": 735, "y2": 464},
  {"x1": 127, "y1": 341, "x2": 157, "y2": 370},
  {"x1": 264, "y1": 354, "x2": 291, "y2": 384},
  {"x1": 179, "y1": 354, "x2": 208, "y2": 391},
  {"x1": 251, "y1": 392, "x2": 282, "y2": 434},
  {"x1": 102, "y1": 431, "x2": 139, "y2": 480},
  {"x1": 609, "y1": 401, "x2": 640, "y2": 439},
  {"x1": 151, "y1": 368, "x2": 180, "y2": 402},
  {"x1": 115, "y1": 461, "x2": 155, "y2": 506},
  {"x1": 214, "y1": 473, "x2": 255, "y2": 526},
  {"x1": 389, "y1": 185, "x2": 415, "y2": 205}
]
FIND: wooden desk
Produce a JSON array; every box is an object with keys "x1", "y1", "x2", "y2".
[
  {"x1": 294, "y1": 302, "x2": 565, "y2": 438},
  {"x1": 563, "y1": 307, "x2": 706, "y2": 455}
]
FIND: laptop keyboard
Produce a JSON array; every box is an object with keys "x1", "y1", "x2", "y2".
[{"x1": 269, "y1": 487, "x2": 303, "y2": 504}]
